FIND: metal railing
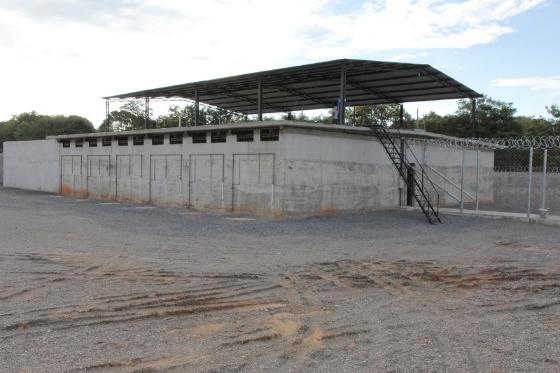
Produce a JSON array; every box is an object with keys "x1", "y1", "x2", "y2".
[
  {"x1": 400, "y1": 135, "x2": 440, "y2": 215},
  {"x1": 389, "y1": 128, "x2": 441, "y2": 216},
  {"x1": 422, "y1": 163, "x2": 475, "y2": 204}
]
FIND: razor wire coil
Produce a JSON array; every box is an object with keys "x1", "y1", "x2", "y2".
[{"x1": 410, "y1": 136, "x2": 560, "y2": 150}]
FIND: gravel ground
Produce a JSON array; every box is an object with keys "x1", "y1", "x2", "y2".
[{"x1": 0, "y1": 187, "x2": 559, "y2": 372}]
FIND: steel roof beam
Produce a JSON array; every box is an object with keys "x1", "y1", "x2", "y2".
[
  {"x1": 263, "y1": 83, "x2": 333, "y2": 107},
  {"x1": 345, "y1": 78, "x2": 401, "y2": 104}
]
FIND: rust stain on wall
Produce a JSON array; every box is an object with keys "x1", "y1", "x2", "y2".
[{"x1": 60, "y1": 184, "x2": 87, "y2": 199}]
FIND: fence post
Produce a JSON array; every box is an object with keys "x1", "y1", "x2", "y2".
[
  {"x1": 539, "y1": 149, "x2": 548, "y2": 218},
  {"x1": 460, "y1": 147, "x2": 465, "y2": 213},
  {"x1": 475, "y1": 150, "x2": 480, "y2": 211},
  {"x1": 527, "y1": 147, "x2": 533, "y2": 219}
]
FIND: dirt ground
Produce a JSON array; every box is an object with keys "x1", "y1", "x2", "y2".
[{"x1": 1, "y1": 188, "x2": 559, "y2": 372}]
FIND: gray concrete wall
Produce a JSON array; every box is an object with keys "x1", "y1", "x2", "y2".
[
  {"x1": 493, "y1": 172, "x2": 560, "y2": 214},
  {"x1": 407, "y1": 142, "x2": 494, "y2": 207},
  {"x1": 0, "y1": 153, "x2": 3, "y2": 185},
  {"x1": 3, "y1": 140, "x2": 60, "y2": 193},
  {"x1": 3, "y1": 126, "x2": 496, "y2": 217},
  {"x1": 56, "y1": 129, "x2": 283, "y2": 215},
  {"x1": 55, "y1": 128, "x2": 405, "y2": 216},
  {"x1": 278, "y1": 128, "x2": 400, "y2": 214}
]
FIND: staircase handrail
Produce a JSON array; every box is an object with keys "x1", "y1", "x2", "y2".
[
  {"x1": 383, "y1": 125, "x2": 440, "y2": 214},
  {"x1": 370, "y1": 123, "x2": 441, "y2": 222},
  {"x1": 402, "y1": 141, "x2": 441, "y2": 210},
  {"x1": 423, "y1": 164, "x2": 476, "y2": 201}
]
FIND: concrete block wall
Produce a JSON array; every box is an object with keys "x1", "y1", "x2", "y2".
[
  {"x1": 3, "y1": 140, "x2": 60, "y2": 193},
  {"x1": 0, "y1": 153, "x2": 3, "y2": 185}
]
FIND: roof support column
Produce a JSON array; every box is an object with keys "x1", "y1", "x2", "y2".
[
  {"x1": 257, "y1": 81, "x2": 263, "y2": 121},
  {"x1": 144, "y1": 97, "x2": 150, "y2": 129},
  {"x1": 194, "y1": 88, "x2": 199, "y2": 126},
  {"x1": 399, "y1": 104, "x2": 404, "y2": 128},
  {"x1": 471, "y1": 98, "x2": 477, "y2": 137},
  {"x1": 105, "y1": 99, "x2": 110, "y2": 126},
  {"x1": 339, "y1": 64, "x2": 346, "y2": 125}
]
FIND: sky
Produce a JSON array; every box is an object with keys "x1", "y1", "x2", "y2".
[{"x1": 0, "y1": 0, "x2": 558, "y2": 127}]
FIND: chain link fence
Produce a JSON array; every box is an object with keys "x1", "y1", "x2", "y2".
[
  {"x1": 412, "y1": 136, "x2": 560, "y2": 219},
  {"x1": 490, "y1": 147, "x2": 560, "y2": 217}
]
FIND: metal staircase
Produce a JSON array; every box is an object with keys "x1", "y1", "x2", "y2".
[{"x1": 371, "y1": 124, "x2": 441, "y2": 224}]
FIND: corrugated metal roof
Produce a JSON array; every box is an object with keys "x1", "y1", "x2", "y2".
[{"x1": 104, "y1": 59, "x2": 481, "y2": 114}]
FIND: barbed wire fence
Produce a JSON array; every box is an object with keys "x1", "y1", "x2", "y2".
[
  {"x1": 414, "y1": 136, "x2": 560, "y2": 150},
  {"x1": 410, "y1": 136, "x2": 560, "y2": 219}
]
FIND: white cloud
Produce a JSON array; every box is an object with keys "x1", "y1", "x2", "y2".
[
  {"x1": 0, "y1": 0, "x2": 545, "y2": 126},
  {"x1": 387, "y1": 52, "x2": 428, "y2": 62},
  {"x1": 492, "y1": 76, "x2": 560, "y2": 93}
]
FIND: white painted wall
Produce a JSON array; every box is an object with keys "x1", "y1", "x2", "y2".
[{"x1": 3, "y1": 140, "x2": 60, "y2": 193}]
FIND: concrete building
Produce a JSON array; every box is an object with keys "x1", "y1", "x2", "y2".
[
  {"x1": 2, "y1": 59, "x2": 488, "y2": 221},
  {"x1": 3, "y1": 121, "x2": 494, "y2": 217}
]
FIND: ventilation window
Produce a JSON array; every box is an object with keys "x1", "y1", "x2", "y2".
[
  {"x1": 133, "y1": 135, "x2": 144, "y2": 145},
  {"x1": 150, "y1": 135, "x2": 164, "y2": 145},
  {"x1": 117, "y1": 136, "x2": 128, "y2": 146},
  {"x1": 260, "y1": 128, "x2": 279, "y2": 142},
  {"x1": 62, "y1": 140, "x2": 70, "y2": 148},
  {"x1": 102, "y1": 137, "x2": 112, "y2": 147},
  {"x1": 169, "y1": 133, "x2": 183, "y2": 144},
  {"x1": 75, "y1": 139, "x2": 83, "y2": 147},
  {"x1": 87, "y1": 138, "x2": 98, "y2": 147},
  {"x1": 211, "y1": 131, "x2": 227, "y2": 143},
  {"x1": 192, "y1": 132, "x2": 207, "y2": 144},
  {"x1": 236, "y1": 130, "x2": 253, "y2": 142}
]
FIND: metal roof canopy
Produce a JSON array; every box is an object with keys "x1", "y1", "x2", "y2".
[{"x1": 104, "y1": 59, "x2": 481, "y2": 118}]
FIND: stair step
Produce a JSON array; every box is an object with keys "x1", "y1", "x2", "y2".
[{"x1": 373, "y1": 127, "x2": 441, "y2": 225}]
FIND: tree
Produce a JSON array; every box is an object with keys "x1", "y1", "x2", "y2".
[
  {"x1": 547, "y1": 104, "x2": 560, "y2": 125},
  {"x1": 0, "y1": 120, "x2": 16, "y2": 151},
  {"x1": 422, "y1": 111, "x2": 471, "y2": 137},
  {"x1": 516, "y1": 116, "x2": 559, "y2": 136},
  {"x1": 156, "y1": 104, "x2": 244, "y2": 128},
  {"x1": 456, "y1": 96, "x2": 521, "y2": 138},
  {"x1": 101, "y1": 101, "x2": 247, "y2": 132},
  {"x1": 0, "y1": 112, "x2": 94, "y2": 151},
  {"x1": 421, "y1": 96, "x2": 523, "y2": 138},
  {"x1": 352, "y1": 104, "x2": 414, "y2": 127},
  {"x1": 99, "y1": 101, "x2": 154, "y2": 132}
]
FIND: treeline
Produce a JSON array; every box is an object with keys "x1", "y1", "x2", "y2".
[
  {"x1": 1, "y1": 95, "x2": 559, "y2": 152},
  {"x1": 420, "y1": 97, "x2": 560, "y2": 138},
  {"x1": 0, "y1": 112, "x2": 94, "y2": 151},
  {"x1": 346, "y1": 96, "x2": 560, "y2": 138},
  {"x1": 98, "y1": 101, "x2": 246, "y2": 132}
]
